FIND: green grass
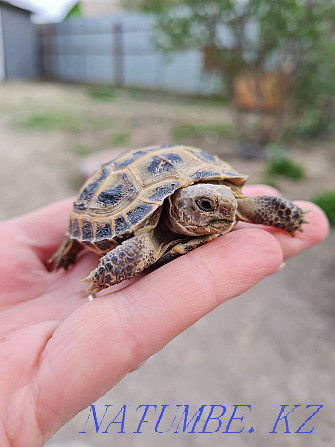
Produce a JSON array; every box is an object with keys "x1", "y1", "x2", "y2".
[
  {"x1": 68, "y1": 133, "x2": 129, "y2": 157},
  {"x1": 87, "y1": 86, "x2": 117, "y2": 101},
  {"x1": 171, "y1": 122, "x2": 234, "y2": 141},
  {"x1": 311, "y1": 190, "x2": 335, "y2": 226},
  {"x1": 69, "y1": 143, "x2": 95, "y2": 156},
  {"x1": 12, "y1": 111, "x2": 85, "y2": 132},
  {"x1": 87, "y1": 85, "x2": 228, "y2": 106},
  {"x1": 109, "y1": 133, "x2": 129, "y2": 146},
  {"x1": 265, "y1": 157, "x2": 305, "y2": 181},
  {"x1": 11, "y1": 110, "x2": 114, "y2": 132}
]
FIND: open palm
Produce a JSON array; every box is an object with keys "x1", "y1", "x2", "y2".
[{"x1": 0, "y1": 185, "x2": 328, "y2": 447}]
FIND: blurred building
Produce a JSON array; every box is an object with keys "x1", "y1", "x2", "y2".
[
  {"x1": 38, "y1": 12, "x2": 220, "y2": 95},
  {"x1": 0, "y1": 0, "x2": 220, "y2": 95},
  {"x1": 0, "y1": 0, "x2": 38, "y2": 80}
]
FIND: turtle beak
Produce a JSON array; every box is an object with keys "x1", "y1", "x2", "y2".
[
  {"x1": 209, "y1": 217, "x2": 235, "y2": 233},
  {"x1": 209, "y1": 202, "x2": 237, "y2": 233},
  {"x1": 218, "y1": 197, "x2": 237, "y2": 221}
]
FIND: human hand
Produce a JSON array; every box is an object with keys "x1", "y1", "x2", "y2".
[{"x1": 0, "y1": 185, "x2": 328, "y2": 446}]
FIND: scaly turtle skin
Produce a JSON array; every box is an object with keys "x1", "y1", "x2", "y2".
[{"x1": 50, "y1": 145, "x2": 308, "y2": 295}]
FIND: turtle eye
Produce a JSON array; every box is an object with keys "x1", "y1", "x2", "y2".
[{"x1": 196, "y1": 197, "x2": 215, "y2": 211}]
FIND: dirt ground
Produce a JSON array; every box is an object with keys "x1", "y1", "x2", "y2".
[{"x1": 0, "y1": 82, "x2": 334, "y2": 446}]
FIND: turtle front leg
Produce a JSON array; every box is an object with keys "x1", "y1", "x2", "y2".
[
  {"x1": 236, "y1": 196, "x2": 309, "y2": 234},
  {"x1": 82, "y1": 233, "x2": 163, "y2": 294},
  {"x1": 158, "y1": 234, "x2": 220, "y2": 264}
]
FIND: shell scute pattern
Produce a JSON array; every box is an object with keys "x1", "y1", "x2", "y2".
[
  {"x1": 73, "y1": 166, "x2": 109, "y2": 211},
  {"x1": 92, "y1": 171, "x2": 138, "y2": 214},
  {"x1": 146, "y1": 152, "x2": 183, "y2": 175},
  {"x1": 126, "y1": 202, "x2": 155, "y2": 225},
  {"x1": 109, "y1": 145, "x2": 167, "y2": 170},
  {"x1": 96, "y1": 184, "x2": 124, "y2": 207},
  {"x1": 147, "y1": 181, "x2": 181, "y2": 203},
  {"x1": 68, "y1": 145, "x2": 247, "y2": 246},
  {"x1": 190, "y1": 169, "x2": 222, "y2": 180},
  {"x1": 70, "y1": 218, "x2": 81, "y2": 238},
  {"x1": 198, "y1": 150, "x2": 216, "y2": 163},
  {"x1": 81, "y1": 219, "x2": 93, "y2": 240},
  {"x1": 114, "y1": 216, "x2": 131, "y2": 235},
  {"x1": 96, "y1": 222, "x2": 113, "y2": 240},
  {"x1": 129, "y1": 150, "x2": 188, "y2": 187},
  {"x1": 184, "y1": 147, "x2": 245, "y2": 184}
]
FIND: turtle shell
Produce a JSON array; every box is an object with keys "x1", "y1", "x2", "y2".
[{"x1": 68, "y1": 145, "x2": 247, "y2": 252}]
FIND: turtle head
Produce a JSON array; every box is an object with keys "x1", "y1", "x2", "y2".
[{"x1": 167, "y1": 184, "x2": 237, "y2": 236}]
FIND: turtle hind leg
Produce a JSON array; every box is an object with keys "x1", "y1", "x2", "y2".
[
  {"x1": 82, "y1": 233, "x2": 163, "y2": 294},
  {"x1": 48, "y1": 237, "x2": 82, "y2": 271},
  {"x1": 236, "y1": 196, "x2": 308, "y2": 234}
]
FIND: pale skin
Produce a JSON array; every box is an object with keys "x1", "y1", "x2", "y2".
[{"x1": 0, "y1": 185, "x2": 329, "y2": 447}]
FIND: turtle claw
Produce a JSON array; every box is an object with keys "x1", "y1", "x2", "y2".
[
  {"x1": 81, "y1": 273, "x2": 94, "y2": 284},
  {"x1": 81, "y1": 273, "x2": 102, "y2": 295},
  {"x1": 88, "y1": 293, "x2": 96, "y2": 301},
  {"x1": 46, "y1": 255, "x2": 57, "y2": 271},
  {"x1": 292, "y1": 208, "x2": 310, "y2": 235},
  {"x1": 294, "y1": 214, "x2": 309, "y2": 234},
  {"x1": 86, "y1": 284, "x2": 103, "y2": 297},
  {"x1": 86, "y1": 284, "x2": 103, "y2": 295},
  {"x1": 46, "y1": 253, "x2": 59, "y2": 270},
  {"x1": 48, "y1": 254, "x2": 71, "y2": 272},
  {"x1": 48, "y1": 238, "x2": 81, "y2": 271}
]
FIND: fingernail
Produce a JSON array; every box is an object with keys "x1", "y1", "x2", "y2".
[{"x1": 276, "y1": 262, "x2": 286, "y2": 272}]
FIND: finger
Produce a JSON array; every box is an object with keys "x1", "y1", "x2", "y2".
[
  {"x1": 0, "y1": 222, "x2": 50, "y2": 304},
  {"x1": 12, "y1": 198, "x2": 74, "y2": 262},
  {"x1": 243, "y1": 184, "x2": 281, "y2": 197},
  {"x1": 33, "y1": 228, "x2": 283, "y2": 439}
]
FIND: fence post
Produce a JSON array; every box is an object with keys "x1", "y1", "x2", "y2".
[{"x1": 112, "y1": 23, "x2": 124, "y2": 86}]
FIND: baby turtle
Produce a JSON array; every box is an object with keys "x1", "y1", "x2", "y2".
[{"x1": 50, "y1": 145, "x2": 308, "y2": 294}]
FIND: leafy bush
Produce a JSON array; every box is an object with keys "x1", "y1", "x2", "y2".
[
  {"x1": 311, "y1": 190, "x2": 335, "y2": 226},
  {"x1": 295, "y1": 108, "x2": 332, "y2": 139},
  {"x1": 125, "y1": 0, "x2": 335, "y2": 146},
  {"x1": 265, "y1": 157, "x2": 305, "y2": 181}
]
